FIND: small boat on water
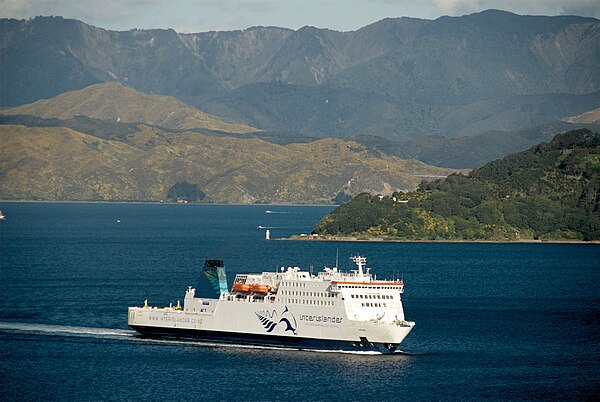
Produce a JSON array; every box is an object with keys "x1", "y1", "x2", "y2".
[{"x1": 0, "y1": 211, "x2": 5, "y2": 221}]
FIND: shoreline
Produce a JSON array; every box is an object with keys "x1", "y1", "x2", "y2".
[
  {"x1": 0, "y1": 199, "x2": 337, "y2": 207},
  {"x1": 278, "y1": 235, "x2": 600, "y2": 245}
]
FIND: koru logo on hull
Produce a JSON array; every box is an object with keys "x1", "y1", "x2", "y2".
[{"x1": 255, "y1": 306, "x2": 297, "y2": 335}]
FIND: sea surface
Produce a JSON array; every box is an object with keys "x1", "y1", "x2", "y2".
[{"x1": 0, "y1": 202, "x2": 598, "y2": 401}]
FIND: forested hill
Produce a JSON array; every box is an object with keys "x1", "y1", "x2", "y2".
[{"x1": 312, "y1": 129, "x2": 600, "y2": 241}]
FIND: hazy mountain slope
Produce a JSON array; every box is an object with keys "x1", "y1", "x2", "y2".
[
  {"x1": 1, "y1": 11, "x2": 598, "y2": 142},
  {"x1": 0, "y1": 123, "x2": 459, "y2": 203},
  {"x1": 438, "y1": 91, "x2": 600, "y2": 138},
  {"x1": 0, "y1": 17, "x2": 224, "y2": 107},
  {"x1": 333, "y1": 11, "x2": 599, "y2": 104},
  {"x1": 2, "y1": 82, "x2": 258, "y2": 133},
  {"x1": 179, "y1": 26, "x2": 293, "y2": 90},
  {"x1": 394, "y1": 121, "x2": 600, "y2": 168},
  {"x1": 198, "y1": 82, "x2": 441, "y2": 138},
  {"x1": 198, "y1": 83, "x2": 600, "y2": 140}
]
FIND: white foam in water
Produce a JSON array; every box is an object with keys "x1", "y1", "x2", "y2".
[
  {"x1": 0, "y1": 322, "x2": 404, "y2": 355},
  {"x1": 0, "y1": 322, "x2": 136, "y2": 339}
]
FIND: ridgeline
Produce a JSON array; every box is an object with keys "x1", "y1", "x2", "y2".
[{"x1": 311, "y1": 129, "x2": 600, "y2": 241}]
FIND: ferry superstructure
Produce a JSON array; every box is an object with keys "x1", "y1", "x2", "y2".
[{"x1": 128, "y1": 256, "x2": 414, "y2": 353}]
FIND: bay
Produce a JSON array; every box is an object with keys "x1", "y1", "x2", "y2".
[{"x1": 0, "y1": 202, "x2": 598, "y2": 400}]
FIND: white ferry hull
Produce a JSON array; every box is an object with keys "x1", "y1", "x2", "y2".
[{"x1": 128, "y1": 302, "x2": 414, "y2": 353}]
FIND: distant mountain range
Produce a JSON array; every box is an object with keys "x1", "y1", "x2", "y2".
[
  {"x1": 1, "y1": 10, "x2": 599, "y2": 143},
  {"x1": 0, "y1": 84, "x2": 459, "y2": 203},
  {"x1": 312, "y1": 129, "x2": 600, "y2": 241}
]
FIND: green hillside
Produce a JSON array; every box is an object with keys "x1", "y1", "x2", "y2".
[
  {"x1": 312, "y1": 129, "x2": 600, "y2": 241},
  {"x1": 0, "y1": 121, "x2": 459, "y2": 204}
]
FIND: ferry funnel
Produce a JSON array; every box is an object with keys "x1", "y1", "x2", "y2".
[{"x1": 197, "y1": 259, "x2": 229, "y2": 298}]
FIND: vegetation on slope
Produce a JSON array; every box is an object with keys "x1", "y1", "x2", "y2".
[
  {"x1": 312, "y1": 129, "x2": 600, "y2": 241},
  {"x1": 0, "y1": 122, "x2": 459, "y2": 203},
  {"x1": 3, "y1": 82, "x2": 258, "y2": 134}
]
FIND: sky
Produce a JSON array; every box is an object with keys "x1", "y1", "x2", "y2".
[{"x1": 1, "y1": 0, "x2": 598, "y2": 33}]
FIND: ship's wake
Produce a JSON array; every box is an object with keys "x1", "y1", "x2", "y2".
[
  {"x1": 0, "y1": 321, "x2": 415, "y2": 355},
  {"x1": 0, "y1": 321, "x2": 136, "y2": 339}
]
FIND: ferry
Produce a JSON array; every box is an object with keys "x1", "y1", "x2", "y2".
[{"x1": 128, "y1": 256, "x2": 415, "y2": 353}]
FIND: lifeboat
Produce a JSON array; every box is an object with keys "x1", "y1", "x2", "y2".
[
  {"x1": 232, "y1": 283, "x2": 251, "y2": 293},
  {"x1": 249, "y1": 284, "x2": 270, "y2": 294}
]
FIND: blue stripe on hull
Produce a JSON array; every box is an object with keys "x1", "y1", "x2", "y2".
[{"x1": 129, "y1": 325, "x2": 398, "y2": 354}]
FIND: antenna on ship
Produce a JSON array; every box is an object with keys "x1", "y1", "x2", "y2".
[
  {"x1": 351, "y1": 255, "x2": 366, "y2": 276},
  {"x1": 335, "y1": 248, "x2": 339, "y2": 270}
]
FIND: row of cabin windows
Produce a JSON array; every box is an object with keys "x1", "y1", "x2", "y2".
[
  {"x1": 351, "y1": 294, "x2": 393, "y2": 300},
  {"x1": 282, "y1": 281, "x2": 309, "y2": 287},
  {"x1": 281, "y1": 298, "x2": 335, "y2": 306},
  {"x1": 339, "y1": 285, "x2": 400, "y2": 290},
  {"x1": 280, "y1": 290, "x2": 333, "y2": 298},
  {"x1": 362, "y1": 303, "x2": 386, "y2": 308}
]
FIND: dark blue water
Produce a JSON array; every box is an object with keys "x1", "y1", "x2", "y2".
[{"x1": 1, "y1": 202, "x2": 599, "y2": 401}]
